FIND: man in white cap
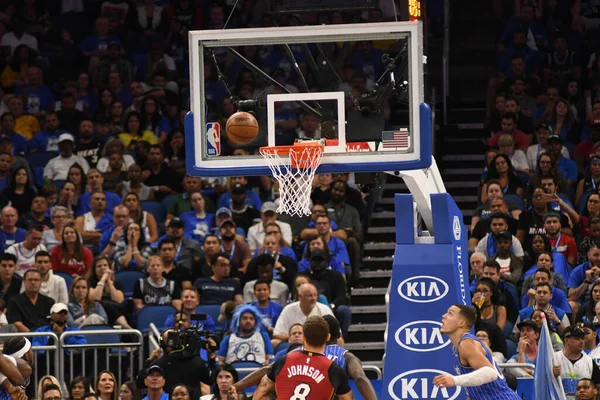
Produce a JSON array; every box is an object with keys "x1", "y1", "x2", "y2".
[
  {"x1": 43, "y1": 133, "x2": 90, "y2": 181},
  {"x1": 247, "y1": 202, "x2": 292, "y2": 252}
]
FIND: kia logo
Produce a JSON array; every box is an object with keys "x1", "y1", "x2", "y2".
[
  {"x1": 388, "y1": 369, "x2": 462, "y2": 400},
  {"x1": 395, "y1": 320, "x2": 450, "y2": 352},
  {"x1": 453, "y1": 216, "x2": 461, "y2": 241},
  {"x1": 398, "y1": 276, "x2": 449, "y2": 303}
]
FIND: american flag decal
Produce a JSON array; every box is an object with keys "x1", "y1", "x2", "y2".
[{"x1": 381, "y1": 129, "x2": 409, "y2": 149}]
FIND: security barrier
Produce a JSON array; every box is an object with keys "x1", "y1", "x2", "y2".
[
  {"x1": 0, "y1": 332, "x2": 60, "y2": 399},
  {"x1": 60, "y1": 329, "x2": 144, "y2": 384}
]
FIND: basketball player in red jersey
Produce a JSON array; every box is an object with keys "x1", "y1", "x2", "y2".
[{"x1": 252, "y1": 315, "x2": 354, "y2": 400}]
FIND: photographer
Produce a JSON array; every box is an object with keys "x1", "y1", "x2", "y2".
[{"x1": 137, "y1": 327, "x2": 217, "y2": 396}]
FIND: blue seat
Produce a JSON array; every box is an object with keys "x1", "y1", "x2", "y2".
[
  {"x1": 80, "y1": 325, "x2": 120, "y2": 344},
  {"x1": 114, "y1": 271, "x2": 145, "y2": 298},
  {"x1": 162, "y1": 194, "x2": 178, "y2": 212},
  {"x1": 197, "y1": 305, "x2": 223, "y2": 330},
  {"x1": 274, "y1": 342, "x2": 290, "y2": 354},
  {"x1": 136, "y1": 305, "x2": 177, "y2": 333},
  {"x1": 55, "y1": 272, "x2": 73, "y2": 290},
  {"x1": 26, "y1": 151, "x2": 57, "y2": 169},
  {"x1": 142, "y1": 201, "x2": 166, "y2": 226}
]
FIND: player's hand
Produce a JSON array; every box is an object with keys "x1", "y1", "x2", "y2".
[
  {"x1": 553, "y1": 365, "x2": 561, "y2": 377},
  {"x1": 8, "y1": 386, "x2": 26, "y2": 400},
  {"x1": 227, "y1": 386, "x2": 237, "y2": 400},
  {"x1": 433, "y1": 375, "x2": 455, "y2": 388}
]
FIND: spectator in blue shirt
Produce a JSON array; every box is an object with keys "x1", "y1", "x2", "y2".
[
  {"x1": 217, "y1": 179, "x2": 262, "y2": 210},
  {"x1": 499, "y1": 3, "x2": 547, "y2": 51},
  {"x1": 33, "y1": 302, "x2": 86, "y2": 354},
  {"x1": 0, "y1": 206, "x2": 26, "y2": 252},
  {"x1": 142, "y1": 365, "x2": 170, "y2": 400},
  {"x1": 0, "y1": 113, "x2": 27, "y2": 155},
  {"x1": 250, "y1": 279, "x2": 283, "y2": 334},
  {"x1": 79, "y1": 17, "x2": 123, "y2": 71},
  {"x1": 547, "y1": 135, "x2": 577, "y2": 189},
  {"x1": 180, "y1": 192, "x2": 215, "y2": 245},
  {"x1": 28, "y1": 112, "x2": 66, "y2": 153},
  {"x1": 76, "y1": 169, "x2": 122, "y2": 217},
  {"x1": 163, "y1": 287, "x2": 216, "y2": 332},
  {"x1": 16, "y1": 67, "x2": 55, "y2": 116},
  {"x1": 568, "y1": 246, "x2": 600, "y2": 314}
]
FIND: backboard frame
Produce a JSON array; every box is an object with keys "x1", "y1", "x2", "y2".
[{"x1": 185, "y1": 21, "x2": 431, "y2": 177}]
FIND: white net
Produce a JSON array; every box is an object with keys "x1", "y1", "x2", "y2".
[{"x1": 260, "y1": 144, "x2": 325, "y2": 217}]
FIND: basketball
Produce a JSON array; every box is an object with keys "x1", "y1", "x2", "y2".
[{"x1": 225, "y1": 111, "x2": 259, "y2": 145}]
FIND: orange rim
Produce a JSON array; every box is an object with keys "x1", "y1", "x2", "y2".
[{"x1": 260, "y1": 142, "x2": 324, "y2": 169}]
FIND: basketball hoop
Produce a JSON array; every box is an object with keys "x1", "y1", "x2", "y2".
[{"x1": 260, "y1": 142, "x2": 325, "y2": 217}]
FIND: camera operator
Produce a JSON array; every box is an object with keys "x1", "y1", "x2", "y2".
[{"x1": 137, "y1": 326, "x2": 217, "y2": 396}]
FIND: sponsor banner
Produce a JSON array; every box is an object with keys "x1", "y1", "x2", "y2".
[{"x1": 383, "y1": 193, "x2": 469, "y2": 400}]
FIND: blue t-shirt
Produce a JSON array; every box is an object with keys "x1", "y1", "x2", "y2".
[
  {"x1": 253, "y1": 246, "x2": 297, "y2": 262},
  {"x1": 79, "y1": 35, "x2": 122, "y2": 53},
  {"x1": 2, "y1": 133, "x2": 27, "y2": 155},
  {"x1": 180, "y1": 211, "x2": 215, "y2": 244},
  {"x1": 521, "y1": 252, "x2": 571, "y2": 282},
  {"x1": 142, "y1": 393, "x2": 168, "y2": 400},
  {"x1": 75, "y1": 191, "x2": 122, "y2": 217},
  {"x1": 17, "y1": 85, "x2": 55, "y2": 114},
  {"x1": 217, "y1": 190, "x2": 262, "y2": 210},
  {"x1": 328, "y1": 237, "x2": 350, "y2": 265},
  {"x1": 251, "y1": 300, "x2": 283, "y2": 329},
  {"x1": 0, "y1": 228, "x2": 26, "y2": 252},
  {"x1": 28, "y1": 129, "x2": 67, "y2": 152},
  {"x1": 568, "y1": 261, "x2": 590, "y2": 289},
  {"x1": 557, "y1": 157, "x2": 578, "y2": 183},
  {"x1": 99, "y1": 226, "x2": 123, "y2": 253},
  {"x1": 164, "y1": 313, "x2": 216, "y2": 332}
]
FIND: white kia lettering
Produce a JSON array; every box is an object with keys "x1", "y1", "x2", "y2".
[
  {"x1": 398, "y1": 276, "x2": 449, "y2": 303},
  {"x1": 395, "y1": 321, "x2": 450, "y2": 352},
  {"x1": 456, "y1": 246, "x2": 467, "y2": 305},
  {"x1": 388, "y1": 369, "x2": 461, "y2": 400}
]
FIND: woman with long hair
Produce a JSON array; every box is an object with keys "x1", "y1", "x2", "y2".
[
  {"x1": 96, "y1": 371, "x2": 118, "y2": 400},
  {"x1": 96, "y1": 137, "x2": 136, "y2": 173},
  {"x1": 548, "y1": 97, "x2": 574, "y2": 141},
  {"x1": 481, "y1": 154, "x2": 524, "y2": 202},
  {"x1": 50, "y1": 224, "x2": 93, "y2": 277},
  {"x1": 575, "y1": 156, "x2": 600, "y2": 206},
  {"x1": 94, "y1": 89, "x2": 116, "y2": 120},
  {"x1": 69, "y1": 376, "x2": 92, "y2": 400},
  {"x1": 123, "y1": 192, "x2": 158, "y2": 243},
  {"x1": 564, "y1": 78, "x2": 585, "y2": 123},
  {"x1": 576, "y1": 281, "x2": 600, "y2": 324},
  {"x1": 1, "y1": 167, "x2": 36, "y2": 216},
  {"x1": 0, "y1": 44, "x2": 35, "y2": 90},
  {"x1": 119, "y1": 381, "x2": 141, "y2": 400},
  {"x1": 118, "y1": 111, "x2": 157, "y2": 151},
  {"x1": 110, "y1": 100, "x2": 125, "y2": 134},
  {"x1": 42, "y1": 206, "x2": 69, "y2": 252},
  {"x1": 67, "y1": 276, "x2": 109, "y2": 327},
  {"x1": 200, "y1": 364, "x2": 247, "y2": 400},
  {"x1": 140, "y1": 96, "x2": 171, "y2": 144},
  {"x1": 180, "y1": 191, "x2": 215, "y2": 244},
  {"x1": 86, "y1": 255, "x2": 132, "y2": 329},
  {"x1": 527, "y1": 152, "x2": 570, "y2": 199},
  {"x1": 298, "y1": 235, "x2": 345, "y2": 274},
  {"x1": 113, "y1": 222, "x2": 152, "y2": 271},
  {"x1": 67, "y1": 163, "x2": 87, "y2": 204},
  {"x1": 472, "y1": 277, "x2": 507, "y2": 331}
]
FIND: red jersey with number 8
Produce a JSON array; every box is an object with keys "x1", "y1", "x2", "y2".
[{"x1": 267, "y1": 350, "x2": 351, "y2": 400}]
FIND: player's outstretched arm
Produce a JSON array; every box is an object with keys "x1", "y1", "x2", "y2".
[
  {"x1": 0, "y1": 354, "x2": 25, "y2": 386},
  {"x1": 433, "y1": 339, "x2": 498, "y2": 388},
  {"x1": 233, "y1": 365, "x2": 270, "y2": 391},
  {"x1": 253, "y1": 375, "x2": 275, "y2": 400},
  {"x1": 344, "y1": 352, "x2": 377, "y2": 400}
]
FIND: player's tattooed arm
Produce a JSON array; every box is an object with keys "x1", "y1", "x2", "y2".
[
  {"x1": 253, "y1": 375, "x2": 275, "y2": 400},
  {"x1": 233, "y1": 365, "x2": 270, "y2": 391},
  {"x1": 345, "y1": 352, "x2": 376, "y2": 400}
]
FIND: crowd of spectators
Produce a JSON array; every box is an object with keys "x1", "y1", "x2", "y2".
[
  {"x1": 468, "y1": 0, "x2": 600, "y2": 396},
  {"x1": 0, "y1": 0, "x2": 403, "y2": 398}
]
